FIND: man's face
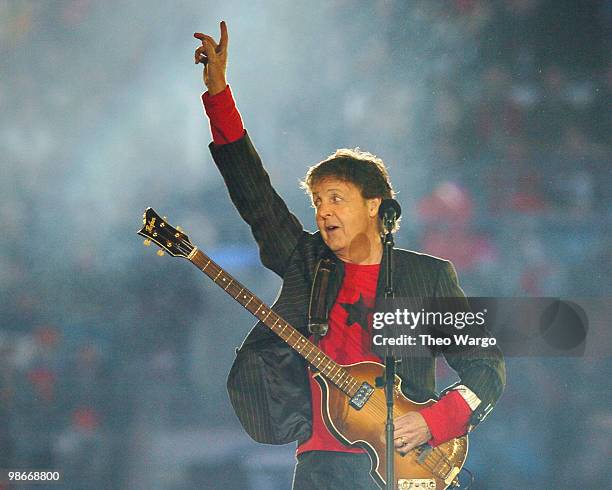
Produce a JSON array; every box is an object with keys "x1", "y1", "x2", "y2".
[{"x1": 311, "y1": 177, "x2": 381, "y2": 262}]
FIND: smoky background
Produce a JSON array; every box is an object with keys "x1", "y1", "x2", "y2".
[{"x1": 1, "y1": 1, "x2": 610, "y2": 488}]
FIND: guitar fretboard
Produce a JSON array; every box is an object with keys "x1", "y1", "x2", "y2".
[{"x1": 189, "y1": 248, "x2": 361, "y2": 397}]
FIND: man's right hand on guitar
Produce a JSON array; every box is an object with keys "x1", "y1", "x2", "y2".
[{"x1": 393, "y1": 411, "x2": 432, "y2": 455}]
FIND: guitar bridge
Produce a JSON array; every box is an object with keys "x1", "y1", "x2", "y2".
[{"x1": 349, "y1": 382, "x2": 374, "y2": 410}]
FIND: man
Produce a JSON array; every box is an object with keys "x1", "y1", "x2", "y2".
[{"x1": 194, "y1": 22, "x2": 505, "y2": 489}]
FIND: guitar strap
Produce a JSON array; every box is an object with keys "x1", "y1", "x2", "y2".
[{"x1": 308, "y1": 256, "x2": 335, "y2": 347}]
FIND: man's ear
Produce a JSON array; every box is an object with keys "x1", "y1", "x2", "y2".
[{"x1": 368, "y1": 197, "x2": 382, "y2": 218}]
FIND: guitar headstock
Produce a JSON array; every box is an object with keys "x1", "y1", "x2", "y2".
[{"x1": 137, "y1": 207, "x2": 194, "y2": 258}]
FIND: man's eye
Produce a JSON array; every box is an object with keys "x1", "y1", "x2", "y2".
[{"x1": 332, "y1": 195, "x2": 343, "y2": 202}]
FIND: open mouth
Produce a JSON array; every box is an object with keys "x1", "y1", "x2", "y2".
[{"x1": 325, "y1": 225, "x2": 340, "y2": 232}]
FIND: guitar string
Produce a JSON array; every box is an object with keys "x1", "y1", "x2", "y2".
[
  {"x1": 183, "y1": 242, "x2": 436, "y2": 419},
  {"x1": 190, "y1": 251, "x2": 459, "y2": 482}
]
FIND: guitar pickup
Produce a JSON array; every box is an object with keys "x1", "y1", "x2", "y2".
[{"x1": 349, "y1": 382, "x2": 374, "y2": 410}]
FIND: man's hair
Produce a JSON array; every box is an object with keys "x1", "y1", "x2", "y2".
[{"x1": 301, "y1": 148, "x2": 395, "y2": 201}]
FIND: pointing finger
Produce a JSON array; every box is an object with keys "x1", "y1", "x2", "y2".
[{"x1": 219, "y1": 20, "x2": 228, "y2": 50}]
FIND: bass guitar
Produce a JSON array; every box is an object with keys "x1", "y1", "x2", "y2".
[{"x1": 138, "y1": 207, "x2": 468, "y2": 489}]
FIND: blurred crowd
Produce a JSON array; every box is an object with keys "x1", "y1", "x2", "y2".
[{"x1": 1, "y1": 0, "x2": 610, "y2": 488}]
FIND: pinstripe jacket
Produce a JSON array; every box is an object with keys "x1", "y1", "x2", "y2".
[{"x1": 210, "y1": 132, "x2": 505, "y2": 445}]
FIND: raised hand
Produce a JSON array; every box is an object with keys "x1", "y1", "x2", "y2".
[{"x1": 194, "y1": 21, "x2": 228, "y2": 96}]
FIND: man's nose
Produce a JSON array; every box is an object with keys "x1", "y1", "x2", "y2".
[{"x1": 317, "y1": 203, "x2": 332, "y2": 219}]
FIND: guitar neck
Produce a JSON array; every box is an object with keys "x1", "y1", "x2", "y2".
[{"x1": 188, "y1": 247, "x2": 360, "y2": 396}]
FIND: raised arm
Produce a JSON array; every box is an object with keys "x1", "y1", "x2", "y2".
[
  {"x1": 194, "y1": 22, "x2": 244, "y2": 145},
  {"x1": 194, "y1": 23, "x2": 304, "y2": 276},
  {"x1": 194, "y1": 21, "x2": 228, "y2": 96}
]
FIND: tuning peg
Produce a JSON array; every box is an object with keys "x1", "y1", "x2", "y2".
[
  {"x1": 176, "y1": 226, "x2": 183, "y2": 232},
  {"x1": 157, "y1": 249, "x2": 165, "y2": 256},
  {"x1": 143, "y1": 239, "x2": 152, "y2": 246}
]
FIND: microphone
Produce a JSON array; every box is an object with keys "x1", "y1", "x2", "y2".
[{"x1": 378, "y1": 199, "x2": 401, "y2": 232}]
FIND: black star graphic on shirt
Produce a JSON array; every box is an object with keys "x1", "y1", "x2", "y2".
[{"x1": 340, "y1": 294, "x2": 372, "y2": 333}]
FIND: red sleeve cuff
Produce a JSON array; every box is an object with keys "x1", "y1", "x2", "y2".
[
  {"x1": 419, "y1": 390, "x2": 472, "y2": 447},
  {"x1": 201, "y1": 84, "x2": 245, "y2": 145}
]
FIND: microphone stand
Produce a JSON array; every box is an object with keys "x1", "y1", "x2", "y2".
[{"x1": 382, "y1": 218, "x2": 396, "y2": 490}]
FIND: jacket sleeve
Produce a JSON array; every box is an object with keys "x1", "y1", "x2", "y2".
[
  {"x1": 434, "y1": 261, "x2": 506, "y2": 430},
  {"x1": 211, "y1": 132, "x2": 314, "y2": 443},
  {"x1": 209, "y1": 131, "x2": 304, "y2": 277}
]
